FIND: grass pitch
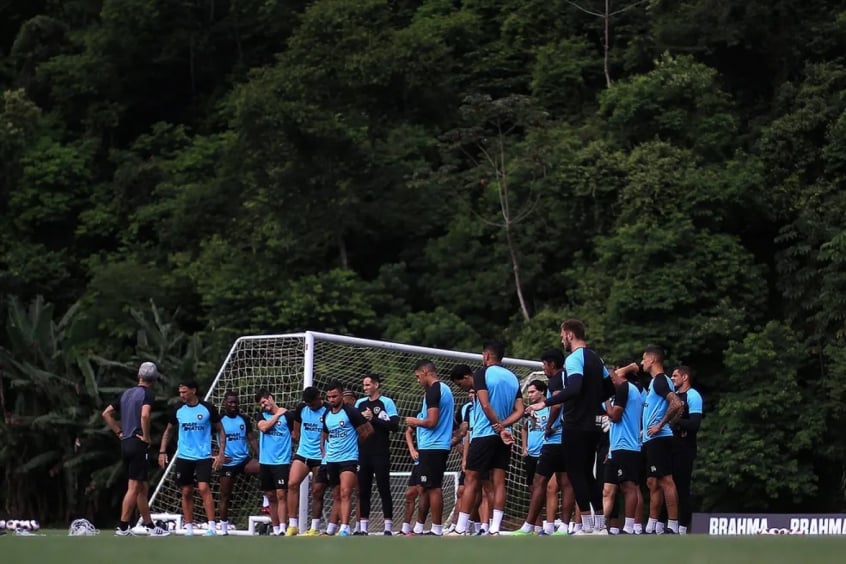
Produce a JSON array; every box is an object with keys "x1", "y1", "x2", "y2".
[{"x1": 3, "y1": 532, "x2": 846, "y2": 564}]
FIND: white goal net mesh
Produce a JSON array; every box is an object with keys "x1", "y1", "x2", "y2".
[{"x1": 149, "y1": 332, "x2": 542, "y2": 531}]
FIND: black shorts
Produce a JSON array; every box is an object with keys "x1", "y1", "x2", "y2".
[
  {"x1": 293, "y1": 454, "x2": 323, "y2": 468},
  {"x1": 604, "y1": 450, "x2": 642, "y2": 484},
  {"x1": 326, "y1": 461, "x2": 357, "y2": 487},
  {"x1": 536, "y1": 443, "x2": 566, "y2": 478},
  {"x1": 644, "y1": 437, "x2": 673, "y2": 478},
  {"x1": 524, "y1": 455, "x2": 539, "y2": 485},
  {"x1": 408, "y1": 464, "x2": 422, "y2": 487},
  {"x1": 174, "y1": 457, "x2": 213, "y2": 487},
  {"x1": 418, "y1": 449, "x2": 449, "y2": 489},
  {"x1": 121, "y1": 437, "x2": 150, "y2": 481},
  {"x1": 221, "y1": 459, "x2": 249, "y2": 478},
  {"x1": 315, "y1": 464, "x2": 329, "y2": 485},
  {"x1": 467, "y1": 435, "x2": 511, "y2": 472},
  {"x1": 259, "y1": 464, "x2": 291, "y2": 491}
]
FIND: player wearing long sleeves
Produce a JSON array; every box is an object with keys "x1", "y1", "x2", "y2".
[
  {"x1": 671, "y1": 366, "x2": 703, "y2": 534},
  {"x1": 354, "y1": 373, "x2": 400, "y2": 535}
]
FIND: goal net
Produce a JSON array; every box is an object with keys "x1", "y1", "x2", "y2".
[{"x1": 148, "y1": 332, "x2": 542, "y2": 533}]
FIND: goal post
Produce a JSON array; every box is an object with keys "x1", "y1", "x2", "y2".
[{"x1": 148, "y1": 331, "x2": 542, "y2": 533}]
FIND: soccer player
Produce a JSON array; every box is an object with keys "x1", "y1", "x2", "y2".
[
  {"x1": 451, "y1": 341, "x2": 523, "y2": 536},
  {"x1": 402, "y1": 395, "x2": 428, "y2": 536},
  {"x1": 158, "y1": 379, "x2": 225, "y2": 536},
  {"x1": 219, "y1": 391, "x2": 259, "y2": 535},
  {"x1": 515, "y1": 379, "x2": 547, "y2": 535},
  {"x1": 220, "y1": 390, "x2": 258, "y2": 535},
  {"x1": 355, "y1": 373, "x2": 400, "y2": 535},
  {"x1": 255, "y1": 389, "x2": 295, "y2": 535},
  {"x1": 641, "y1": 346, "x2": 683, "y2": 534},
  {"x1": 670, "y1": 365, "x2": 703, "y2": 534},
  {"x1": 602, "y1": 363, "x2": 643, "y2": 535},
  {"x1": 287, "y1": 386, "x2": 329, "y2": 536},
  {"x1": 322, "y1": 380, "x2": 374, "y2": 536},
  {"x1": 405, "y1": 360, "x2": 455, "y2": 536},
  {"x1": 102, "y1": 362, "x2": 169, "y2": 536},
  {"x1": 528, "y1": 319, "x2": 612, "y2": 534},
  {"x1": 516, "y1": 349, "x2": 572, "y2": 536},
  {"x1": 446, "y1": 384, "x2": 475, "y2": 532}
]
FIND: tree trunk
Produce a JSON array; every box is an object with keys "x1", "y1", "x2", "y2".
[
  {"x1": 604, "y1": 0, "x2": 612, "y2": 87},
  {"x1": 505, "y1": 220, "x2": 531, "y2": 322},
  {"x1": 338, "y1": 233, "x2": 349, "y2": 269}
]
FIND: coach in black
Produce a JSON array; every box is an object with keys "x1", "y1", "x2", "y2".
[
  {"x1": 102, "y1": 362, "x2": 169, "y2": 536},
  {"x1": 354, "y1": 373, "x2": 400, "y2": 535}
]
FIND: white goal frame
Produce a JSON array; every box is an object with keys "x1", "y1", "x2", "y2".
[{"x1": 148, "y1": 331, "x2": 543, "y2": 531}]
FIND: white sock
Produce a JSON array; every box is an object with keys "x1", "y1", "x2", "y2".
[
  {"x1": 360, "y1": 519, "x2": 368, "y2": 533},
  {"x1": 455, "y1": 512, "x2": 470, "y2": 534},
  {"x1": 667, "y1": 519, "x2": 679, "y2": 533},
  {"x1": 520, "y1": 522, "x2": 533, "y2": 533},
  {"x1": 534, "y1": 525, "x2": 543, "y2": 533},
  {"x1": 401, "y1": 522, "x2": 412, "y2": 534},
  {"x1": 413, "y1": 521, "x2": 425, "y2": 534},
  {"x1": 544, "y1": 522, "x2": 555, "y2": 535},
  {"x1": 656, "y1": 521, "x2": 665, "y2": 534},
  {"x1": 646, "y1": 518, "x2": 657, "y2": 533},
  {"x1": 289, "y1": 518, "x2": 298, "y2": 529},
  {"x1": 581, "y1": 513, "x2": 593, "y2": 531},
  {"x1": 185, "y1": 523, "x2": 194, "y2": 535},
  {"x1": 272, "y1": 525, "x2": 280, "y2": 535},
  {"x1": 633, "y1": 523, "x2": 643, "y2": 534},
  {"x1": 595, "y1": 515, "x2": 606, "y2": 531},
  {"x1": 262, "y1": 495, "x2": 270, "y2": 508},
  {"x1": 624, "y1": 517, "x2": 634, "y2": 534},
  {"x1": 490, "y1": 509, "x2": 504, "y2": 533},
  {"x1": 326, "y1": 523, "x2": 338, "y2": 535},
  {"x1": 311, "y1": 518, "x2": 321, "y2": 531},
  {"x1": 432, "y1": 524, "x2": 443, "y2": 535},
  {"x1": 279, "y1": 523, "x2": 287, "y2": 534},
  {"x1": 474, "y1": 522, "x2": 482, "y2": 533},
  {"x1": 384, "y1": 519, "x2": 393, "y2": 533},
  {"x1": 339, "y1": 523, "x2": 350, "y2": 534},
  {"x1": 679, "y1": 525, "x2": 688, "y2": 535},
  {"x1": 208, "y1": 520, "x2": 215, "y2": 531},
  {"x1": 221, "y1": 520, "x2": 229, "y2": 534}
]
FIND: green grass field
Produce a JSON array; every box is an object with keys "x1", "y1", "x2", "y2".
[{"x1": 4, "y1": 532, "x2": 846, "y2": 564}]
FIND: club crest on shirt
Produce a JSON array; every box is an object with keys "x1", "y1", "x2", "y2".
[
  {"x1": 197, "y1": 414, "x2": 203, "y2": 420},
  {"x1": 373, "y1": 406, "x2": 381, "y2": 415},
  {"x1": 339, "y1": 420, "x2": 346, "y2": 427},
  {"x1": 240, "y1": 424, "x2": 245, "y2": 431}
]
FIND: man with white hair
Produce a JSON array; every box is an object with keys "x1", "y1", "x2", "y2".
[{"x1": 102, "y1": 362, "x2": 170, "y2": 536}]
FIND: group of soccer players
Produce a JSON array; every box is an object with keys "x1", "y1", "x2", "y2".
[{"x1": 104, "y1": 318, "x2": 702, "y2": 536}]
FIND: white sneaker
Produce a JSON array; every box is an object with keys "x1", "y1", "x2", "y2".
[
  {"x1": 115, "y1": 527, "x2": 133, "y2": 536},
  {"x1": 149, "y1": 526, "x2": 171, "y2": 537},
  {"x1": 131, "y1": 525, "x2": 150, "y2": 536},
  {"x1": 204, "y1": 528, "x2": 217, "y2": 537}
]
